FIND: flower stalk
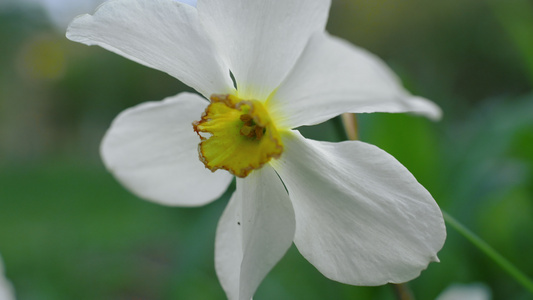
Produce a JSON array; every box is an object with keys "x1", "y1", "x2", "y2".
[
  {"x1": 341, "y1": 113, "x2": 358, "y2": 141},
  {"x1": 391, "y1": 283, "x2": 415, "y2": 300},
  {"x1": 443, "y1": 212, "x2": 533, "y2": 294}
]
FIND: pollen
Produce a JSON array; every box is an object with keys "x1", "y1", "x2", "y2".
[{"x1": 192, "y1": 94, "x2": 283, "y2": 177}]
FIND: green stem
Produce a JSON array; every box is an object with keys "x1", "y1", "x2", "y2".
[
  {"x1": 341, "y1": 113, "x2": 358, "y2": 141},
  {"x1": 391, "y1": 283, "x2": 415, "y2": 300},
  {"x1": 443, "y1": 211, "x2": 533, "y2": 294}
]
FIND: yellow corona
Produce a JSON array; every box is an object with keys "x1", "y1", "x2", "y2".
[{"x1": 193, "y1": 94, "x2": 283, "y2": 177}]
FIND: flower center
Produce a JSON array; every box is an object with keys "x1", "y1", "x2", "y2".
[{"x1": 193, "y1": 94, "x2": 283, "y2": 177}]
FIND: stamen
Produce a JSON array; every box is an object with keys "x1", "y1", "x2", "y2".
[
  {"x1": 255, "y1": 126, "x2": 264, "y2": 139},
  {"x1": 240, "y1": 125, "x2": 253, "y2": 137},
  {"x1": 238, "y1": 113, "x2": 265, "y2": 140},
  {"x1": 240, "y1": 114, "x2": 252, "y2": 123}
]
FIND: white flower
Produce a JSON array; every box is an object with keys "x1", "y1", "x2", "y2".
[
  {"x1": 67, "y1": 0, "x2": 446, "y2": 299},
  {"x1": 436, "y1": 283, "x2": 492, "y2": 300},
  {"x1": 0, "y1": 255, "x2": 15, "y2": 300}
]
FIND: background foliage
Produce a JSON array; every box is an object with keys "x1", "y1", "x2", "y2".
[{"x1": 1, "y1": 0, "x2": 532, "y2": 299}]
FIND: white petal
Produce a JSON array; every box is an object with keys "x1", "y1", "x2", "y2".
[
  {"x1": 214, "y1": 191, "x2": 242, "y2": 300},
  {"x1": 0, "y1": 255, "x2": 15, "y2": 300},
  {"x1": 67, "y1": 0, "x2": 234, "y2": 98},
  {"x1": 177, "y1": 0, "x2": 196, "y2": 7},
  {"x1": 101, "y1": 92, "x2": 232, "y2": 206},
  {"x1": 215, "y1": 166, "x2": 295, "y2": 300},
  {"x1": 198, "y1": 0, "x2": 331, "y2": 101},
  {"x1": 268, "y1": 32, "x2": 441, "y2": 129},
  {"x1": 270, "y1": 131, "x2": 446, "y2": 285},
  {"x1": 436, "y1": 283, "x2": 492, "y2": 300}
]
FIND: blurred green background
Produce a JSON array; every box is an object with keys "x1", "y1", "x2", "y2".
[{"x1": 1, "y1": 0, "x2": 532, "y2": 299}]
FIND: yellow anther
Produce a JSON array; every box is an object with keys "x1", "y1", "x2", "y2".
[
  {"x1": 240, "y1": 114, "x2": 253, "y2": 123},
  {"x1": 240, "y1": 125, "x2": 253, "y2": 137}
]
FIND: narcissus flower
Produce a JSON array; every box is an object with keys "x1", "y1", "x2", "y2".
[
  {"x1": 0, "y1": 255, "x2": 15, "y2": 300},
  {"x1": 67, "y1": 0, "x2": 446, "y2": 299},
  {"x1": 436, "y1": 283, "x2": 491, "y2": 300}
]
